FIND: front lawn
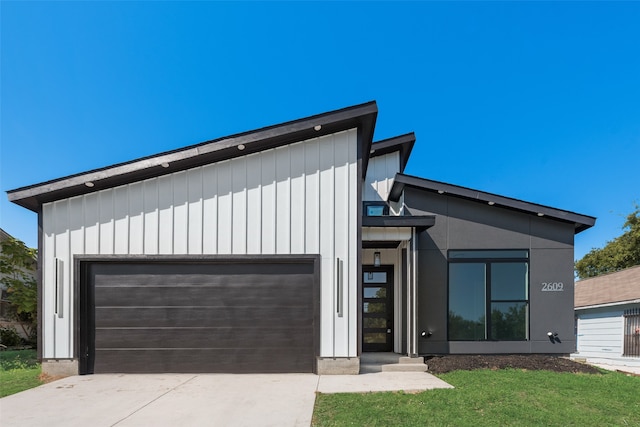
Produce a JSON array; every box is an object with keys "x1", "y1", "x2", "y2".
[
  {"x1": 312, "y1": 369, "x2": 640, "y2": 426},
  {"x1": 0, "y1": 350, "x2": 43, "y2": 398}
]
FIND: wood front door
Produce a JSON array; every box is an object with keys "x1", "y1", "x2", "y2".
[{"x1": 362, "y1": 266, "x2": 393, "y2": 352}]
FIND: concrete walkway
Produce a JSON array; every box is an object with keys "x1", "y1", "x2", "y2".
[
  {"x1": 0, "y1": 370, "x2": 452, "y2": 427},
  {"x1": 588, "y1": 363, "x2": 640, "y2": 375}
]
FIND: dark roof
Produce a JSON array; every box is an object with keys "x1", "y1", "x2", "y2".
[
  {"x1": 8, "y1": 102, "x2": 378, "y2": 212},
  {"x1": 389, "y1": 173, "x2": 596, "y2": 234},
  {"x1": 369, "y1": 133, "x2": 415, "y2": 174},
  {"x1": 575, "y1": 265, "x2": 640, "y2": 308},
  {"x1": 362, "y1": 215, "x2": 435, "y2": 231}
]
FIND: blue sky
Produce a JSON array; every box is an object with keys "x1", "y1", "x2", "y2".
[{"x1": 1, "y1": 1, "x2": 639, "y2": 262}]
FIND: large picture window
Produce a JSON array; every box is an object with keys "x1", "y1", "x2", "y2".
[{"x1": 448, "y1": 250, "x2": 529, "y2": 341}]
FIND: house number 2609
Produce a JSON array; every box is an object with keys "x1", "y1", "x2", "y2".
[{"x1": 541, "y1": 282, "x2": 564, "y2": 292}]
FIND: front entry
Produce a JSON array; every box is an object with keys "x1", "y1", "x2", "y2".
[{"x1": 362, "y1": 265, "x2": 393, "y2": 352}]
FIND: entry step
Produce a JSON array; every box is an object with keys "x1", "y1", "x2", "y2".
[
  {"x1": 381, "y1": 363, "x2": 427, "y2": 372},
  {"x1": 399, "y1": 356, "x2": 425, "y2": 365},
  {"x1": 359, "y1": 353, "x2": 428, "y2": 374}
]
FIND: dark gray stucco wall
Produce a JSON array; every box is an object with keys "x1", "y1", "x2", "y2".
[{"x1": 405, "y1": 188, "x2": 576, "y2": 354}]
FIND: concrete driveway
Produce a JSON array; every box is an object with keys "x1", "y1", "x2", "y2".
[{"x1": 1, "y1": 372, "x2": 452, "y2": 427}]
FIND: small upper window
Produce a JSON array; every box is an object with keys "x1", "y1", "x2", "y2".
[{"x1": 364, "y1": 202, "x2": 389, "y2": 216}]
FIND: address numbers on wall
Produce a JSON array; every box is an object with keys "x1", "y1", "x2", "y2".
[{"x1": 541, "y1": 282, "x2": 564, "y2": 292}]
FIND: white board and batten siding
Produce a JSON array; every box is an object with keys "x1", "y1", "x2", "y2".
[
  {"x1": 363, "y1": 152, "x2": 402, "y2": 213},
  {"x1": 576, "y1": 307, "x2": 625, "y2": 358},
  {"x1": 42, "y1": 129, "x2": 359, "y2": 360}
]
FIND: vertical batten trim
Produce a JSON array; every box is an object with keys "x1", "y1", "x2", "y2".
[
  {"x1": 157, "y1": 178, "x2": 162, "y2": 255},
  {"x1": 302, "y1": 143, "x2": 307, "y2": 253},
  {"x1": 245, "y1": 157, "x2": 249, "y2": 254},
  {"x1": 258, "y1": 155, "x2": 263, "y2": 253},
  {"x1": 201, "y1": 167, "x2": 205, "y2": 254},
  {"x1": 331, "y1": 135, "x2": 336, "y2": 357}
]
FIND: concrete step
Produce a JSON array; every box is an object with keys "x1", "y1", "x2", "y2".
[
  {"x1": 381, "y1": 363, "x2": 427, "y2": 372},
  {"x1": 359, "y1": 353, "x2": 429, "y2": 374},
  {"x1": 399, "y1": 356, "x2": 425, "y2": 365}
]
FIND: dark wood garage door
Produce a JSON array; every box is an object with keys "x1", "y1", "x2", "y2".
[{"x1": 78, "y1": 256, "x2": 319, "y2": 374}]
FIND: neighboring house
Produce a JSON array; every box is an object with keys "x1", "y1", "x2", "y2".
[
  {"x1": 574, "y1": 265, "x2": 640, "y2": 367},
  {"x1": 7, "y1": 101, "x2": 595, "y2": 376}
]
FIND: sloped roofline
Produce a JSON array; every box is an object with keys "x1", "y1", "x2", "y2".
[
  {"x1": 575, "y1": 264, "x2": 640, "y2": 308},
  {"x1": 389, "y1": 173, "x2": 596, "y2": 234},
  {"x1": 369, "y1": 133, "x2": 415, "y2": 174},
  {"x1": 8, "y1": 102, "x2": 378, "y2": 212}
]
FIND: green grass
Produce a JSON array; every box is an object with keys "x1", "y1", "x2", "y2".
[
  {"x1": 0, "y1": 350, "x2": 43, "y2": 398},
  {"x1": 312, "y1": 369, "x2": 640, "y2": 426}
]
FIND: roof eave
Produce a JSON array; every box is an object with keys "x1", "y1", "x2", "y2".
[
  {"x1": 389, "y1": 173, "x2": 596, "y2": 234},
  {"x1": 367, "y1": 132, "x2": 416, "y2": 174},
  {"x1": 362, "y1": 215, "x2": 435, "y2": 231},
  {"x1": 8, "y1": 102, "x2": 378, "y2": 212},
  {"x1": 576, "y1": 299, "x2": 640, "y2": 310}
]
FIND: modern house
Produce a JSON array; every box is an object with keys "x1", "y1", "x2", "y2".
[
  {"x1": 7, "y1": 101, "x2": 595, "y2": 376},
  {"x1": 574, "y1": 265, "x2": 640, "y2": 367}
]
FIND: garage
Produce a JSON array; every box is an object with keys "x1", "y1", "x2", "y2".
[{"x1": 78, "y1": 256, "x2": 320, "y2": 374}]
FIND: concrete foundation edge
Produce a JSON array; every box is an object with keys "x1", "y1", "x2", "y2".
[
  {"x1": 42, "y1": 359, "x2": 78, "y2": 377},
  {"x1": 316, "y1": 357, "x2": 360, "y2": 375}
]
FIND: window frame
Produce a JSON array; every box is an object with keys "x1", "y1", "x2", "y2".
[
  {"x1": 447, "y1": 249, "x2": 530, "y2": 342},
  {"x1": 363, "y1": 201, "x2": 389, "y2": 217}
]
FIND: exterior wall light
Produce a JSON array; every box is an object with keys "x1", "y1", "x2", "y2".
[
  {"x1": 161, "y1": 162, "x2": 170, "y2": 168},
  {"x1": 488, "y1": 201, "x2": 495, "y2": 206},
  {"x1": 85, "y1": 182, "x2": 94, "y2": 188},
  {"x1": 537, "y1": 213, "x2": 545, "y2": 217},
  {"x1": 314, "y1": 125, "x2": 322, "y2": 131},
  {"x1": 547, "y1": 331, "x2": 560, "y2": 343},
  {"x1": 374, "y1": 252, "x2": 381, "y2": 267},
  {"x1": 237, "y1": 144, "x2": 246, "y2": 151},
  {"x1": 437, "y1": 190, "x2": 445, "y2": 194}
]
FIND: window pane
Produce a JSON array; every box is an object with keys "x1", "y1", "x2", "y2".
[
  {"x1": 491, "y1": 263, "x2": 528, "y2": 300},
  {"x1": 364, "y1": 272, "x2": 387, "y2": 283},
  {"x1": 363, "y1": 333, "x2": 387, "y2": 343},
  {"x1": 449, "y1": 263, "x2": 486, "y2": 340},
  {"x1": 364, "y1": 318, "x2": 386, "y2": 328},
  {"x1": 366, "y1": 205, "x2": 386, "y2": 216},
  {"x1": 450, "y1": 250, "x2": 528, "y2": 259},
  {"x1": 491, "y1": 302, "x2": 528, "y2": 340},
  {"x1": 364, "y1": 287, "x2": 386, "y2": 298},
  {"x1": 364, "y1": 302, "x2": 386, "y2": 313}
]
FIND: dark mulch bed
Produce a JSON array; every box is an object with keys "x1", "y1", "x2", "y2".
[{"x1": 426, "y1": 355, "x2": 601, "y2": 374}]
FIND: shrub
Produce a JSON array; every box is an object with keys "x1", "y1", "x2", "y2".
[{"x1": 0, "y1": 326, "x2": 23, "y2": 347}]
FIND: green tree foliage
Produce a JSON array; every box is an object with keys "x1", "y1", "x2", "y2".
[
  {"x1": 575, "y1": 206, "x2": 640, "y2": 279},
  {"x1": 0, "y1": 237, "x2": 37, "y2": 339}
]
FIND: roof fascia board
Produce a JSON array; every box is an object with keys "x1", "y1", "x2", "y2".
[
  {"x1": 576, "y1": 299, "x2": 640, "y2": 310},
  {"x1": 367, "y1": 133, "x2": 415, "y2": 174},
  {"x1": 390, "y1": 173, "x2": 596, "y2": 234},
  {"x1": 361, "y1": 215, "x2": 435, "y2": 231},
  {"x1": 8, "y1": 102, "x2": 378, "y2": 212}
]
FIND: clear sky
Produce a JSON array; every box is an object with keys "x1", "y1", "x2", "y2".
[{"x1": 1, "y1": 1, "x2": 638, "y2": 262}]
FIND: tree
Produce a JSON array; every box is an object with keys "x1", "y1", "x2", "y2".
[
  {"x1": 575, "y1": 206, "x2": 640, "y2": 279},
  {"x1": 0, "y1": 237, "x2": 37, "y2": 340}
]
